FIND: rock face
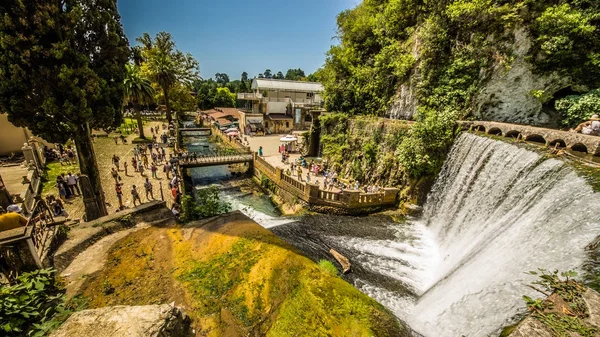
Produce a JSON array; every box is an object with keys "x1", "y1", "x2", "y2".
[
  {"x1": 50, "y1": 305, "x2": 192, "y2": 337},
  {"x1": 386, "y1": 28, "x2": 575, "y2": 127},
  {"x1": 474, "y1": 28, "x2": 569, "y2": 127}
]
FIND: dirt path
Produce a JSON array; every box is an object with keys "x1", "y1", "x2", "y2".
[{"x1": 60, "y1": 223, "x2": 150, "y2": 298}]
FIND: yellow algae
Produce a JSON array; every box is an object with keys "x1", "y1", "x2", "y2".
[{"x1": 76, "y1": 212, "x2": 407, "y2": 336}]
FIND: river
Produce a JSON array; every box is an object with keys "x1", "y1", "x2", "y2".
[{"x1": 182, "y1": 124, "x2": 600, "y2": 337}]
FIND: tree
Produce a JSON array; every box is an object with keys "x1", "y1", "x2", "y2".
[
  {"x1": 137, "y1": 32, "x2": 199, "y2": 122},
  {"x1": 124, "y1": 63, "x2": 155, "y2": 139},
  {"x1": 274, "y1": 71, "x2": 285, "y2": 79},
  {"x1": 258, "y1": 73, "x2": 265, "y2": 78},
  {"x1": 285, "y1": 68, "x2": 306, "y2": 80},
  {"x1": 264, "y1": 69, "x2": 272, "y2": 78},
  {"x1": 0, "y1": 0, "x2": 129, "y2": 219},
  {"x1": 241, "y1": 72, "x2": 249, "y2": 82},
  {"x1": 215, "y1": 73, "x2": 230, "y2": 86},
  {"x1": 213, "y1": 87, "x2": 236, "y2": 107}
]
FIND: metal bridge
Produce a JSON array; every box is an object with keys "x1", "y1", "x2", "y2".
[{"x1": 178, "y1": 153, "x2": 253, "y2": 168}]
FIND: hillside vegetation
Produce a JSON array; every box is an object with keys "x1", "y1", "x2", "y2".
[{"x1": 321, "y1": 0, "x2": 600, "y2": 126}]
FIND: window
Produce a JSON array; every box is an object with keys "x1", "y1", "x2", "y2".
[
  {"x1": 307, "y1": 92, "x2": 314, "y2": 98},
  {"x1": 286, "y1": 122, "x2": 289, "y2": 128}
]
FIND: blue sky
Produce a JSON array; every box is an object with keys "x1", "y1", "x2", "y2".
[{"x1": 118, "y1": 0, "x2": 358, "y2": 80}]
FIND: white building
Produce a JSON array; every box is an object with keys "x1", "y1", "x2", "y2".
[{"x1": 238, "y1": 78, "x2": 324, "y2": 134}]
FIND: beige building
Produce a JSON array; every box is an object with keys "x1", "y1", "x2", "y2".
[
  {"x1": 0, "y1": 114, "x2": 37, "y2": 156},
  {"x1": 238, "y1": 78, "x2": 324, "y2": 134}
]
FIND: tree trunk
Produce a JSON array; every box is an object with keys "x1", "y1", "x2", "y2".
[
  {"x1": 136, "y1": 106, "x2": 145, "y2": 139},
  {"x1": 164, "y1": 86, "x2": 171, "y2": 123},
  {"x1": 308, "y1": 111, "x2": 321, "y2": 157},
  {"x1": 73, "y1": 123, "x2": 108, "y2": 220}
]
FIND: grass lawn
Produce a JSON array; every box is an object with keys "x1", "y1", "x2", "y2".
[{"x1": 41, "y1": 161, "x2": 79, "y2": 196}]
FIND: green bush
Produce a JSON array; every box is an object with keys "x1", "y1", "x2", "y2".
[
  {"x1": 555, "y1": 89, "x2": 600, "y2": 128},
  {"x1": 0, "y1": 269, "x2": 73, "y2": 337},
  {"x1": 181, "y1": 186, "x2": 231, "y2": 222}
]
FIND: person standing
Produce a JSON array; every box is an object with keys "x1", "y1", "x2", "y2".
[
  {"x1": 66, "y1": 172, "x2": 80, "y2": 196},
  {"x1": 115, "y1": 183, "x2": 124, "y2": 209},
  {"x1": 131, "y1": 185, "x2": 142, "y2": 207},
  {"x1": 258, "y1": 146, "x2": 263, "y2": 157},
  {"x1": 138, "y1": 161, "x2": 145, "y2": 176},
  {"x1": 124, "y1": 161, "x2": 129, "y2": 176},
  {"x1": 297, "y1": 166, "x2": 302, "y2": 181},
  {"x1": 151, "y1": 163, "x2": 158, "y2": 179},
  {"x1": 144, "y1": 178, "x2": 154, "y2": 200}
]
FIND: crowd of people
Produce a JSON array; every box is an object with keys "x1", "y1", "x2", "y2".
[{"x1": 281, "y1": 152, "x2": 383, "y2": 194}]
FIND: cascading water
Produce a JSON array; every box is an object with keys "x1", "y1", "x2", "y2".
[
  {"x1": 182, "y1": 121, "x2": 600, "y2": 336},
  {"x1": 407, "y1": 132, "x2": 600, "y2": 336}
]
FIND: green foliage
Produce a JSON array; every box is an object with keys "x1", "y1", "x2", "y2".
[
  {"x1": 321, "y1": 0, "x2": 600, "y2": 119},
  {"x1": 0, "y1": 269, "x2": 74, "y2": 337},
  {"x1": 317, "y1": 260, "x2": 339, "y2": 276},
  {"x1": 522, "y1": 269, "x2": 598, "y2": 337},
  {"x1": 284, "y1": 68, "x2": 306, "y2": 81},
  {"x1": 212, "y1": 87, "x2": 236, "y2": 108},
  {"x1": 181, "y1": 186, "x2": 231, "y2": 221},
  {"x1": 531, "y1": 4, "x2": 600, "y2": 84},
  {"x1": 555, "y1": 89, "x2": 600, "y2": 128},
  {"x1": 397, "y1": 109, "x2": 458, "y2": 179},
  {"x1": 0, "y1": 0, "x2": 130, "y2": 144},
  {"x1": 136, "y1": 31, "x2": 199, "y2": 121}
]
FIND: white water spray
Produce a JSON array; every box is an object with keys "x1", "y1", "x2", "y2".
[{"x1": 406, "y1": 133, "x2": 600, "y2": 336}]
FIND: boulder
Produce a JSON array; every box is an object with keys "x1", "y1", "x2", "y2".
[{"x1": 50, "y1": 304, "x2": 192, "y2": 337}]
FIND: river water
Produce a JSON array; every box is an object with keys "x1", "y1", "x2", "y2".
[{"x1": 183, "y1": 127, "x2": 600, "y2": 336}]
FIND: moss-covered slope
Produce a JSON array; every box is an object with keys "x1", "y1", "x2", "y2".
[{"x1": 76, "y1": 212, "x2": 406, "y2": 336}]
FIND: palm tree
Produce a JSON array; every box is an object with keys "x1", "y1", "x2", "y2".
[
  {"x1": 123, "y1": 63, "x2": 155, "y2": 139},
  {"x1": 147, "y1": 53, "x2": 177, "y2": 122}
]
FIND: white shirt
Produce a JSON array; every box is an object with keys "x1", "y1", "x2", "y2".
[{"x1": 67, "y1": 175, "x2": 77, "y2": 185}]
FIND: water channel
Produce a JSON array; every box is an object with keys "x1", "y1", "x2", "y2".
[{"x1": 181, "y1": 123, "x2": 600, "y2": 337}]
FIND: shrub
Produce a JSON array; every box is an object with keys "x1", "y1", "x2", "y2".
[
  {"x1": 555, "y1": 89, "x2": 600, "y2": 128},
  {"x1": 181, "y1": 186, "x2": 231, "y2": 222},
  {"x1": 0, "y1": 269, "x2": 72, "y2": 337}
]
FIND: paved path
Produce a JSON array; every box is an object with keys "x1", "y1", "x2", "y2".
[{"x1": 45, "y1": 121, "x2": 176, "y2": 221}]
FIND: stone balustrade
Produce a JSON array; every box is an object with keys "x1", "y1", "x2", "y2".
[
  {"x1": 460, "y1": 120, "x2": 600, "y2": 156},
  {"x1": 252, "y1": 153, "x2": 399, "y2": 211}
]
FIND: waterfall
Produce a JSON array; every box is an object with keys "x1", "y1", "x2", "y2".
[{"x1": 407, "y1": 132, "x2": 600, "y2": 336}]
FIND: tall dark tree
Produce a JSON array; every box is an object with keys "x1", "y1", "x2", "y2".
[
  {"x1": 274, "y1": 71, "x2": 285, "y2": 79},
  {"x1": 263, "y1": 69, "x2": 272, "y2": 78},
  {"x1": 215, "y1": 73, "x2": 230, "y2": 86},
  {"x1": 0, "y1": 0, "x2": 130, "y2": 219}
]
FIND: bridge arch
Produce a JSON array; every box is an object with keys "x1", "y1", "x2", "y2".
[
  {"x1": 524, "y1": 134, "x2": 547, "y2": 145},
  {"x1": 570, "y1": 143, "x2": 588, "y2": 154},
  {"x1": 505, "y1": 130, "x2": 521, "y2": 139},
  {"x1": 487, "y1": 127, "x2": 503, "y2": 136},
  {"x1": 473, "y1": 125, "x2": 486, "y2": 133},
  {"x1": 548, "y1": 139, "x2": 567, "y2": 148}
]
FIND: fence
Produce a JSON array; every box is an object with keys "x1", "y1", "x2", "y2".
[{"x1": 252, "y1": 154, "x2": 398, "y2": 210}]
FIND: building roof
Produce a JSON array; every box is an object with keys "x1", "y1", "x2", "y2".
[
  {"x1": 203, "y1": 107, "x2": 241, "y2": 121},
  {"x1": 252, "y1": 78, "x2": 323, "y2": 93},
  {"x1": 265, "y1": 114, "x2": 293, "y2": 121}
]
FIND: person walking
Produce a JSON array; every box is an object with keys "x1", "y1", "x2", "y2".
[
  {"x1": 115, "y1": 183, "x2": 124, "y2": 209},
  {"x1": 124, "y1": 161, "x2": 129, "y2": 176},
  {"x1": 142, "y1": 154, "x2": 149, "y2": 168},
  {"x1": 258, "y1": 146, "x2": 263, "y2": 157},
  {"x1": 131, "y1": 185, "x2": 142, "y2": 207},
  {"x1": 111, "y1": 167, "x2": 120, "y2": 183},
  {"x1": 151, "y1": 163, "x2": 158, "y2": 179},
  {"x1": 144, "y1": 178, "x2": 154, "y2": 200},
  {"x1": 138, "y1": 160, "x2": 145, "y2": 176},
  {"x1": 112, "y1": 154, "x2": 120, "y2": 170}
]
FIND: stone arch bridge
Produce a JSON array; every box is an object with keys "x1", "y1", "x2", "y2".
[{"x1": 459, "y1": 121, "x2": 600, "y2": 156}]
